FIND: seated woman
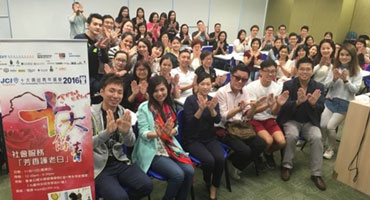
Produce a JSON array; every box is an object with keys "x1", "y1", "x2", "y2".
[
  {"x1": 268, "y1": 38, "x2": 283, "y2": 61},
  {"x1": 166, "y1": 10, "x2": 179, "y2": 41},
  {"x1": 166, "y1": 37, "x2": 182, "y2": 68},
  {"x1": 178, "y1": 24, "x2": 192, "y2": 49},
  {"x1": 160, "y1": 32, "x2": 171, "y2": 53},
  {"x1": 157, "y1": 54, "x2": 181, "y2": 99},
  {"x1": 313, "y1": 39, "x2": 335, "y2": 84},
  {"x1": 119, "y1": 20, "x2": 135, "y2": 36},
  {"x1": 233, "y1": 29, "x2": 248, "y2": 54},
  {"x1": 291, "y1": 44, "x2": 308, "y2": 77},
  {"x1": 212, "y1": 31, "x2": 229, "y2": 70},
  {"x1": 131, "y1": 38, "x2": 152, "y2": 69},
  {"x1": 125, "y1": 61, "x2": 151, "y2": 112},
  {"x1": 132, "y1": 7, "x2": 146, "y2": 30},
  {"x1": 243, "y1": 38, "x2": 263, "y2": 81},
  {"x1": 132, "y1": 76, "x2": 194, "y2": 200},
  {"x1": 308, "y1": 44, "x2": 319, "y2": 61},
  {"x1": 135, "y1": 22, "x2": 147, "y2": 41},
  {"x1": 355, "y1": 39, "x2": 370, "y2": 69},
  {"x1": 275, "y1": 45, "x2": 294, "y2": 83},
  {"x1": 108, "y1": 32, "x2": 136, "y2": 65},
  {"x1": 190, "y1": 39, "x2": 203, "y2": 70},
  {"x1": 195, "y1": 50, "x2": 226, "y2": 90},
  {"x1": 304, "y1": 35, "x2": 315, "y2": 48},
  {"x1": 182, "y1": 73, "x2": 224, "y2": 200},
  {"x1": 150, "y1": 41, "x2": 165, "y2": 73},
  {"x1": 147, "y1": 12, "x2": 161, "y2": 42},
  {"x1": 105, "y1": 50, "x2": 131, "y2": 77}
]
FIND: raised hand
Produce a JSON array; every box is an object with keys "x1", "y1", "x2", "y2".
[
  {"x1": 171, "y1": 74, "x2": 180, "y2": 86},
  {"x1": 106, "y1": 109, "x2": 117, "y2": 135},
  {"x1": 216, "y1": 74, "x2": 227, "y2": 86},
  {"x1": 95, "y1": 37, "x2": 110, "y2": 49},
  {"x1": 254, "y1": 96, "x2": 268, "y2": 108},
  {"x1": 333, "y1": 68, "x2": 340, "y2": 81},
  {"x1": 129, "y1": 46, "x2": 138, "y2": 57},
  {"x1": 116, "y1": 70, "x2": 127, "y2": 77},
  {"x1": 267, "y1": 93, "x2": 275, "y2": 107},
  {"x1": 110, "y1": 29, "x2": 119, "y2": 41},
  {"x1": 163, "y1": 117, "x2": 175, "y2": 136},
  {"x1": 139, "y1": 81, "x2": 148, "y2": 95},
  {"x1": 276, "y1": 90, "x2": 290, "y2": 106},
  {"x1": 319, "y1": 56, "x2": 331, "y2": 66},
  {"x1": 104, "y1": 63, "x2": 115, "y2": 74},
  {"x1": 197, "y1": 94, "x2": 208, "y2": 110},
  {"x1": 340, "y1": 69, "x2": 348, "y2": 82},
  {"x1": 131, "y1": 80, "x2": 139, "y2": 95},
  {"x1": 116, "y1": 110, "x2": 131, "y2": 134},
  {"x1": 296, "y1": 88, "x2": 307, "y2": 105},
  {"x1": 207, "y1": 96, "x2": 218, "y2": 110},
  {"x1": 238, "y1": 100, "x2": 248, "y2": 111},
  {"x1": 307, "y1": 89, "x2": 321, "y2": 106},
  {"x1": 154, "y1": 122, "x2": 163, "y2": 137}
]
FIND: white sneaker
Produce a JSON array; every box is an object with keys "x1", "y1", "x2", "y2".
[
  {"x1": 229, "y1": 161, "x2": 241, "y2": 179},
  {"x1": 296, "y1": 140, "x2": 304, "y2": 146},
  {"x1": 323, "y1": 149, "x2": 334, "y2": 160}
]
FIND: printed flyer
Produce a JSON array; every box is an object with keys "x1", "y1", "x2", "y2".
[{"x1": 0, "y1": 40, "x2": 95, "y2": 200}]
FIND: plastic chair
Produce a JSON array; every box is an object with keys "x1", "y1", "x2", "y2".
[{"x1": 177, "y1": 109, "x2": 232, "y2": 192}]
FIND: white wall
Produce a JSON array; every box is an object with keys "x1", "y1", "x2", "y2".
[
  {"x1": 1, "y1": 0, "x2": 268, "y2": 43},
  {"x1": 0, "y1": 0, "x2": 11, "y2": 38}
]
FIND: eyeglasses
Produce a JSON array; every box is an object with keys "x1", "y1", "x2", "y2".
[
  {"x1": 262, "y1": 69, "x2": 277, "y2": 75},
  {"x1": 233, "y1": 75, "x2": 248, "y2": 83},
  {"x1": 115, "y1": 58, "x2": 127, "y2": 63}
]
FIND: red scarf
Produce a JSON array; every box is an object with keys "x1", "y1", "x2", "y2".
[{"x1": 150, "y1": 103, "x2": 193, "y2": 167}]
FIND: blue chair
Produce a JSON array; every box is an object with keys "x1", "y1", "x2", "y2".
[
  {"x1": 177, "y1": 109, "x2": 232, "y2": 192},
  {"x1": 133, "y1": 122, "x2": 195, "y2": 200},
  {"x1": 202, "y1": 45, "x2": 213, "y2": 52}
]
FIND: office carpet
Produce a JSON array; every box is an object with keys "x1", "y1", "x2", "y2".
[{"x1": 0, "y1": 145, "x2": 369, "y2": 200}]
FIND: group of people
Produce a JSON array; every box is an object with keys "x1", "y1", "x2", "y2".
[{"x1": 68, "y1": 2, "x2": 370, "y2": 200}]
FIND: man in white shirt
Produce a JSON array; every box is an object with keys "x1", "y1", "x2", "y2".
[
  {"x1": 246, "y1": 59, "x2": 289, "y2": 169},
  {"x1": 171, "y1": 49, "x2": 195, "y2": 98},
  {"x1": 215, "y1": 64, "x2": 267, "y2": 179}
]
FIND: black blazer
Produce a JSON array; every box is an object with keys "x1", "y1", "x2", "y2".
[{"x1": 277, "y1": 77, "x2": 325, "y2": 127}]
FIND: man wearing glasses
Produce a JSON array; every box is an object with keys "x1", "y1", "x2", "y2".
[
  {"x1": 246, "y1": 59, "x2": 289, "y2": 169},
  {"x1": 215, "y1": 63, "x2": 267, "y2": 179},
  {"x1": 277, "y1": 57, "x2": 326, "y2": 190}
]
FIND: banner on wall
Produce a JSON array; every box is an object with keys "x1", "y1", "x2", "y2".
[{"x1": 0, "y1": 40, "x2": 95, "y2": 200}]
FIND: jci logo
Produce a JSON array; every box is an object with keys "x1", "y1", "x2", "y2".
[{"x1": 1, "y1": 77, "x2": 19, "y2": 84}]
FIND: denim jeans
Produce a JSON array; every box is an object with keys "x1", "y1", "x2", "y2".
[
  {"x1": 150, "y1": 155, "x2": 194, "y2": 200},
  {"x1": 95, "y1": 160, "x2": 153, "y2": 200}
]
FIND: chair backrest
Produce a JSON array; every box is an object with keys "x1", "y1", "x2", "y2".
[
  {"x1": 175, "y1": 109, "x2": 184, "y2": 144},
  {"x1": 227, "y1": 45, "x2": 233, "y2": 54}
]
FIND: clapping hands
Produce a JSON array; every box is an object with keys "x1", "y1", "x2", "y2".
[
  {"x1": 106, "y1": 110, "x2": 131, "y2": 135},
  {"x1": 197, "y1": 95, "x2": 218, "y2": 111}
]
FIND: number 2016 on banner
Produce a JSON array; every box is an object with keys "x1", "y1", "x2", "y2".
[{"x1": 63, "y1": 76, "x2": 87, "y2": 84}]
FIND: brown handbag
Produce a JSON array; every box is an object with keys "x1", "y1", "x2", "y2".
[{"x1": 225, "y1": 120, "x2": 256, "y2": 139}]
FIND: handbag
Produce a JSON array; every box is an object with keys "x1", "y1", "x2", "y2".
[{"x1": 225, "y1": 120, "x2": 256, "y2": 139}]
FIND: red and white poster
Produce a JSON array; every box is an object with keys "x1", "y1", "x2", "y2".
[{"x1": 0, "y1": 40, "x2": 95, "y2": 200}]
